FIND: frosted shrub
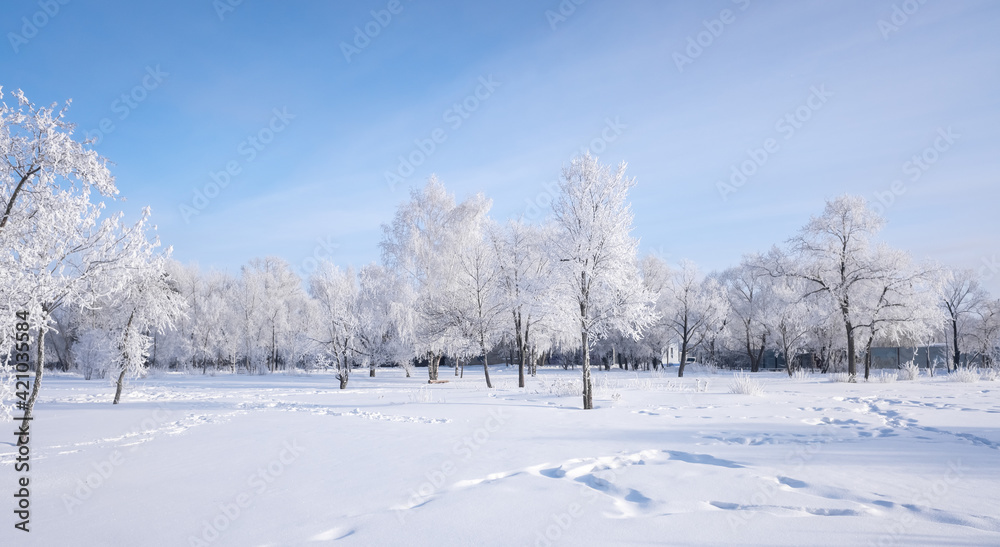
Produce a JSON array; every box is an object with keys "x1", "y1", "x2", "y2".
[
  {"x1": 550, "y1": 378, "x2": 583, "y2": 397},
  {"x1": 897, "y1": 361, "x2": 920, "y2": 381},
  {"x1": 595, "y1": 376, "x2": 622, "y2": 398},
  {"x1": 688, "y1": 362, "x2": 718, "y2": 375},
  {"x1": 629, "y1": 378, "x2": 654, "y2": 391},
  {"x1": 982, "y1": 367, "x2": 999, "y2": 382},
  {"x1": 872, "y1": 370, "x2": 897, "y2": 383},
  {"x1": 948, "y1": 368, "x2": 981, "y2": 383},
  {"x1": 729, "y1": 372, "x2": 765, "y2": 396},
  {"x1": 827, "y1": 372, "x2": 854, "y2": 383},
  {"x1": 790, "y1": 369, "x2": 810, "y2": 380},
  {"x1": 409, "y1": 386, "x2": 436, "y2": 403}
]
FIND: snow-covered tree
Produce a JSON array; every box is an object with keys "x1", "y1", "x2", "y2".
[
  {"x1": 380, "y1": 176, "x2": 464, "y2": 381},
  {"x1": 309, "y1": 261, "x2": 358, "y2": 388},
  {"x1": 71, "y1": 327, "x2": 116, "y2": 381},
  {"x1": 852, "y1": 255, "x2": 944, "y2": 379},
  {"x1": 970, "y1": 298, "x2": 1000, "y2": 368},
  {"x1": 549, "y1": 154, "x2": 655, "y2": 408},
  {"x1": 940, "y1": 269, "x2": 987, "y2": 370},
  {"x1": 779, "y1": 195, "x2": 891, "y2": 379},
  {"x1": 246, "y1": 257, "x2": 307, "y2": 373},
  {"x1": 103, "y1": 249, "x2": 186, "y2": 404},
  {"x1": 491, "y1": 220, "x2": 559, "y2": 386},
  {"x1": 449, "y1": 202, "x2": 505, "y2": 388},
  {"x1": 766, "y1": 272, "x2": 816, "y2": 376},
  {"x1": 640, "y1": 255, "x2": 676, "y2": 368},
  {"x1": 354, "y1": 263, "x2": 408, "y2": 378},
  {"x1": 661, "y1": 259, "x2": 726, "y2": 377},
  {"x1": 720, "y1": 256, "x2": 775, "y2": 372},
  {"x1": 1, "y1": 87, "x2": 125, "y2": 421}
]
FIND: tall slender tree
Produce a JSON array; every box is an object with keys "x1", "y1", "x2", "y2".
[{"x1": 550, "y1": 154, "x2": 654, "y2": 409}]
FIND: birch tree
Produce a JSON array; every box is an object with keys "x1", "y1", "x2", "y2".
[
  {"x1": 491, "y1": 220, "x2": 558, "y2": 386},
  {"x1": 549, "y1": 154, "x2": 655, "y2": 409},
  {"x1": 309, "y1": 261, "x2": 358, "y2": 388},
  {"x1": 355, "y1": 263, "x2": 408, "y2": 378},
  {"x1": 380, "y1": 176, "x2": 461, "y2": 381},
  {"x1": 451, "y1": 204, "x2": 504, "y2": 388}
]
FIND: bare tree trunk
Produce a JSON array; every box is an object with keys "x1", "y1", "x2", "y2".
[
  {"x1": 748, "y1": 332, "x2": 765, "y2": 372},
  {"x1": 113, "y1": 368, "x2": 127, "y2": 404},
  {"x1": 845, "y1": 319, "x2": 857, "y2": 380},
  {"x1": 428, "y1": 352, "x2": 440, "y2": 382},
  {"x1": 519, "y1": 319, "x2": 529, "y2": 386},
  {"x1": 113, "y1": 311, "x2": 136, "y2": 404},
  {"x1": 678, "y1": 337, "x2": 689, "y2": 378},
  {"x1": 864, "y1": 338, "x2": 873, "y2": 381},
  {"x1": 482, "y1": 348, "x2": 493, "y2": 389},
  {"x1": 517, "y1": 352, "x2": 525, "y2": 387},
  {"x1": 582, "y1": 329, "x2": 592, "y2": 410},
  {"x1": 338, "y1": 350, "x2": 349, "y2": 389},
  {"x1": 952, "y1": 319, "x2": 961, "y2": 370},
  {"x1": 23, "y1": 326, "x2": 47, "y2": 425}
]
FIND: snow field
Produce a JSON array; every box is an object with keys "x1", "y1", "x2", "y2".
[{"x1": 2, "y1": 366, "x2": 999, "y2": 547}]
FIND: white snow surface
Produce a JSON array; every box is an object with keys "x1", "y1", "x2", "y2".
[{"x1": 3, "y1": 367, "x2": 1000, "y2": 546}]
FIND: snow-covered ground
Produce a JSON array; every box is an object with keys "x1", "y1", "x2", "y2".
[{"x1": 4, "y1": 366, "x2": 1000, "y2": 546}]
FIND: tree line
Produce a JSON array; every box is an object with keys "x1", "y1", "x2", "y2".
[{"x1": 3, "y1": 88, "x2": 999, "y2": 413}]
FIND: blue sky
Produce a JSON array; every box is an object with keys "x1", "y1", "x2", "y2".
[{"x1": 4, "y1": 0, "x2": 999, "y2": 291}]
